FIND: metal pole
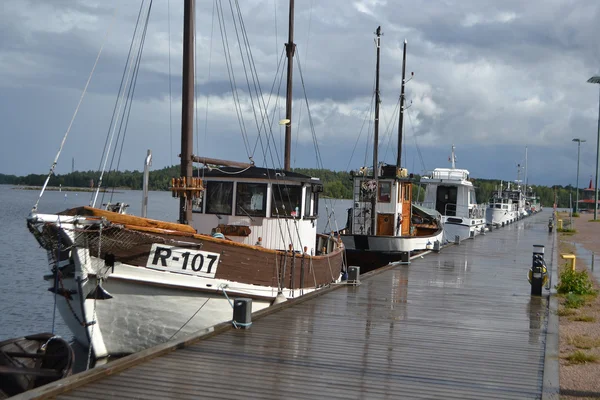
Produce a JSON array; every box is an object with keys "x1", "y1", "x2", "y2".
[
  {"x1": 575, "y1": 140, "x2": 581, "y2": 214},
  {"x1": 595, "y1": 86, "x2": 600, "y2": 220}
]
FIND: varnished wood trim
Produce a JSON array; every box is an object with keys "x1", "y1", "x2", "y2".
[{"x1": 59, "y1": 207, "x2": 197, "y2": 234}]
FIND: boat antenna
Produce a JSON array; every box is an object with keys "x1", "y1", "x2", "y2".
[
  {"x1": 450, "y1": 144, "x2": 456, "y2": 169},
  {"x1": 179, "y1": 0, "x2": 195, "y2": 224},
  {"x1": 283, "y1": 0, "x2": 296, "y2": 171},
  {"x1": 396, "y1": 40, "x2": 407, "y2": 169},
  {"x1": 371, "y1": 26, "x2": 382, "y2": 235}
]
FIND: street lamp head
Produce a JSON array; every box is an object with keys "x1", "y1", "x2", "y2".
[
  {"x1": 588, "y1": 76, "x2": 600, "y2": 84},
  {"x1": 573, "y1": 138, "x2": 587, "y2": 143}
]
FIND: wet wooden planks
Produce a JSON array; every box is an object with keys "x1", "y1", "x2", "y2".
[{"x1": 36, "y1": 213, "x2": 554, "y2": 399}]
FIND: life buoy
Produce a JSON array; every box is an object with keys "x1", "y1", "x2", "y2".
[{"x1": 527, "y1": 265, "x2": 549, "y2": 287}]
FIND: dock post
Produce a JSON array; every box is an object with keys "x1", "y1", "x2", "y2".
[
  {"x1": 531, "y1": 245, "x2": 545, "y2": 296},
  {"x1": 454, "y1": 235, "x2": 460, "y2": 245},
  {"x1": 433, "y1": 240, "x2": 441, "y2": 252},
  {"x1": 348, "y1": 266, "x2": 360, "y2": 285},
  {"x1": 233, "y1": 298, "x2": 252, "y2": 329}
]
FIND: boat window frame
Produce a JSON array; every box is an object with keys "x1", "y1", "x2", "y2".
[
  {"x1": 235, "y1": 182, "x2": 268, "y2": 217},
  {"x1": 378, "y1": 181, "x2": 392, "y2": 203},
  {"x1": 205, "y1": 181, "x2": 234, "y2": 215},
  {"x1": 271, "y1": 183, "x2": 303, "y2": 218}
]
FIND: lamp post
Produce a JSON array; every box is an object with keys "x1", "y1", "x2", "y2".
[
  {"x1": 587, "y1": 76, "x2": 600, "y2": 220},
  {"x1": 572, "y1": 138, "x2": 586, "y2": 214}
]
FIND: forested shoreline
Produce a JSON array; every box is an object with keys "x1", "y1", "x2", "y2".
[{"x1": 0, "y1": 166, "x2": 578, "y2": 208}]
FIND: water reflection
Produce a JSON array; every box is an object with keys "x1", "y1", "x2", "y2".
[
  {"x1": 427, "y1": 258, "x2": 469, "y2": 288},
  {"x1": 526, "y1": 296, "x2": 546, "y2": 345}
]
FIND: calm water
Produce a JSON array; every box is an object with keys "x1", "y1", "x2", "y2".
[{"x1": 0, "y1": 184, "x2": 350, "y2": 343}]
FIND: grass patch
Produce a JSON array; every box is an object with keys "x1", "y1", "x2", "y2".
[
  {"x1": 557, "y1": 307, "x2": 577, "y2": 316},
  {"x1": 564, "y1": 350, "x2": 599, "y2": 364},
  {"x1": 557, "y1": 228, "x2": 577, "y2": 234},
  {"x1": 572, "y1": 212, "x2": 580, "y2": 218},
  {"x1": 591, "y1": 219, "x2": 600, "y2": 222},
  {"x1": 567, "y1": 335, "x2": 600, "y2": 349},
  {"x1": 571, "y1": 314, "x2": 597, "y2": 322},
  {"x1": 564, "y1": 293, "x2": 586, "y2": 309}
]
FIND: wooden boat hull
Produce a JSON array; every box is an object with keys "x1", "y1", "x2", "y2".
[
  {"x1": 0, "y1": 333, "x2": 74, "y2": 398},
  {"x1": 27, "y1": 208, "x2": 344, "y2": 359}
]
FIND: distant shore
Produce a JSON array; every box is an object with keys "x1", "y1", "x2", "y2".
[{"x1": 12, "y1": 185, "x2": 109, "y2": 192}]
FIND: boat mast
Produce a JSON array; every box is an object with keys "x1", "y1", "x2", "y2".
[
  {"x1": 283, "y1": 0, "x2": 295, "y2": 171},
  {"x1": 450, "y1": 145, "x2": 456, "y2": 169},
  {"x1": 371, "y1": 26, "x2": 382, "y2": 235},
  {"x1": 179, "y1": 0, "x2": 195, "y2": 224},
  {"x1": 396, "y1": 40, "x2": 407, "y2": 169},
  {"x1": 524, "y1": 146, "x2": 528, "y2": 194}
]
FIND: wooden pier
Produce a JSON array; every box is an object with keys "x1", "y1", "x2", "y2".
[{"x1": 15, "y1": 211, "x2": 559, "y2": 399}]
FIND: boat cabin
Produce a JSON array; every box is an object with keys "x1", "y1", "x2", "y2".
[
  {"x1": 488, "y1": 196, "x2": 514, "y2": 211},
  {"x1": 420, "y1": 168, "x2": 479, "y2": 218},
  {"x1": 189, "y1": 167, "x2": 322, "y2": 253},
  {"x1": 349, "y1": 164, "x2": 412, "y2": 237}
]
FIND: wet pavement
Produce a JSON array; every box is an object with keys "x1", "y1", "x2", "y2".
[{"x1": 24, "y1": 212, "x2": 556, "y2": 400}]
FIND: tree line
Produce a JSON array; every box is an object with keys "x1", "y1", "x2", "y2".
[{"x1": 0, "y1": 166, "x2": 579, "y2": 207}]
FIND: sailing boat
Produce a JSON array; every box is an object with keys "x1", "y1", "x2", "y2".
[
  {"x1": 340, "y1": 30, "x2": 443, "y2": 273},
  {"x1": 26, "y1": 0, "x2": 344, "y2": 359}
]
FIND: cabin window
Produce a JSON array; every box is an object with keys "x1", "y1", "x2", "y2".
[
  {"x1": 205, "y1": 181, "x2": 233, "y2": 215},
  {"x1": 272, "y1": 184, "x2": 302, "y2": 218},
  {"x1": 304, "y1": 189, "x2": 319, "y2": 218},
  {"x1": 378, "y1": 182, "x2": 391, "y2": 203},
  {"x1": 236, "y1": 183, "x2": 267, "y2": 217},
  {"x1": 304, "y1": 188, "x2": 311, "y2": 217},
  {"x1": 469, "y1": 189, "x2": 477, "y2": 205},
  {"x1": 404, "y1": 184, "x2": 411, "y2": 201}
]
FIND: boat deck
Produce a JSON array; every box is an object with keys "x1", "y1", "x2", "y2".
[{"x1": 17, "y1": 211, "x2": 558, "y2": 399}]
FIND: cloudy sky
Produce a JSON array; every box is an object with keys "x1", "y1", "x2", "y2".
[{"x1": 2, "y1": 0, "x2": 600, "y2": 187}]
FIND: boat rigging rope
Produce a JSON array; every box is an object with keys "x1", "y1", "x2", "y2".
[
  {"x1": 215, "y1": 0, "x2": 252, "y2": 159},
  {"x1": 93, "y1": 1, "x2": 151, "y2": 208},
  {"x1": 406, "y1": 107, "x2": 427, "y2": 173},
  {"x1": 91, "y1": 0, "x2": 147, "y2": 208},
  {"x1": 167, "y1": 297, "x2": 211, "y2": 342},
  {"x1": 107, "y1": 1, "x2": 153, "y2": 205},
  {"x1": 32, "y1": 7, "x2": 118, "y2": 212}
]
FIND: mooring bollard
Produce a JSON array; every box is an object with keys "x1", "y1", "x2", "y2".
[
  {"x1": 530, "y1": 245, "x2": 546, "y2": 296},
  {"x1": 233, "y1": 298, "x2": 252, "y2": 329},
  {"x1": 348, "y1": 266, "x2": 360, "y2": 285},
  {"x1": 454, "y1": 235, "x2": 460, "y2": 245}
]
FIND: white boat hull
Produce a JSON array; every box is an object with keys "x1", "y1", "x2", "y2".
[
  {"x1": 54, "y1": 272, "x2": 272, "y2": 357},
  {"x1": 442, "y1": 217, "x2": 487, "y2": 242},
  {"x1": 485, "y1": 208, "x2": 517, "y2": 227},
  {"x1": 341, "y1": 230, "x2": 443, "y2": 252}
]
